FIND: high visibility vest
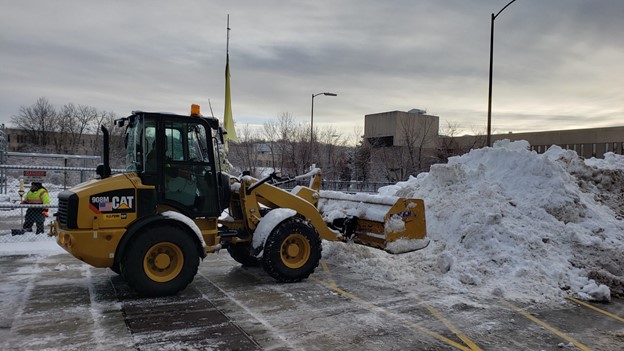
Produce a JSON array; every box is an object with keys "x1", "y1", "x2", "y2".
[{"x1": 24, "y1": 188, "x2": 50, "y2": 205}]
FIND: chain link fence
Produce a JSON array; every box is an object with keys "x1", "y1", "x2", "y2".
[
  {"x1": 1, "y1": 158, "x2": 393, "y2": 244},
  {"x1": 0, "y1": 152, "x2": 102, "y2": 244},
  {"x1": 0, "y1": 184, "x2": 61, "y2": 243},
  {"x1": 276, "y1": 178, "x2": 393, "y2": 193}
]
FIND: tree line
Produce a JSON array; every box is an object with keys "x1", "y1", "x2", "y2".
[
  {"x1": 227, "y1": 112, "x2": 355, "y2": 181},
  {"x1": 10, "y1": 97, "x2": 125, "y2": 165},
  {"x1": 227, "y1": 113, "x2": 484, "y2": 183},
  {"x1": 11, "y1": 97, "x2": 483, "y2": 182}
]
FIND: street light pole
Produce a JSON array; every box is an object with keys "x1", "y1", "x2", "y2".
[
  {"x1": 311, "y1": 92, "x2": 337, "y2": 143},
  {"x1": 487, "y1": 0, "x2": 518, "y2": 147}
]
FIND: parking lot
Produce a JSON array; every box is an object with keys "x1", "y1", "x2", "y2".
[{"x1": 1, "y1": 244, "x2": 622, "y2": 351}]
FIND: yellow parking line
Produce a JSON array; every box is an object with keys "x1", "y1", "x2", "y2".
[
  {"x1": 313, "y1": 264, "x2": 481, "y2": 351},
  {"x1": 312, "y1": 277, "x2": 476, "y2": 351},
  {"x1": 566, "y1": 296, "x2": 624, "y2": 323},
  {"x1": 502, "y1": 301, "x2": 590, "y2": 351},
  {"x1": 425, "y1": 305, "x2": 483, "y2": 351},
  {"x1": 401, "y1": 317, "x2": 479, "y2": 351},
  {"x1": 319, "y1": 260, "x2": 337, "y2": 289}
]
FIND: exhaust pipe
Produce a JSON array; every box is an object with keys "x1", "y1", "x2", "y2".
[{"x1": 96, "y1": 125, "x2": 111, "y2": 179}]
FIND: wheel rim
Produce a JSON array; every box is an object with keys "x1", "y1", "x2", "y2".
[
  {"x1": 143, "y1": 242, "x2": 184, "y2": 282},
  {"x1": 280, "y1": 233, "x2": 310, "y2": 269}
]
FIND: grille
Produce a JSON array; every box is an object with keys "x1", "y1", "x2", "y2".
[
  {"x1": 57, "y1": 191, "x2": 78, "y2": 229},
  {"x1": 57, "y1": 197, "x2": 68, "y2": 227}
]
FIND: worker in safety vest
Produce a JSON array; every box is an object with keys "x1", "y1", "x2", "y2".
[{"x1": 22, "y1": 182, "x2": 50, "y2": 234}]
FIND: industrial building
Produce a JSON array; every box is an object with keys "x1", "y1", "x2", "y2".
[{"x1": 364, "y1": 110, "x2": 624, "y2": 159}]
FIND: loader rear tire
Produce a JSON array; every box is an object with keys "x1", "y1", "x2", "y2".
[
  {"x1": 121, "y1": 225, "x2": 199, "y2": 297},
  {"x1": 261, "y1": 217, "x2": 322, "y2": 283},
  {"x1": 227, "y1": 243, "x2": 260, "y2": 267}
]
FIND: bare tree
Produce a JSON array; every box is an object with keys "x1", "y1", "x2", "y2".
[
  {"x1": 468, "y1": 127, "x2": 487, "y2": 150},
  {"x1": 55, "y1": 103, "x2": 98, "y2": 153},
  {"x1": 351, "y1": 127, "x2": 371, "y2": 182},
  {"x1": 364, "y1": 113, "x2": 439, "y2": 182},
  {"x1": 436, "y1": 121, "x2": 462, "y2": 163},
  {"x1": 263, "y1": 119, "x2": 279, "y2": 171},
  {"x1": 317, "y1": 127, "x2": 347, "y2": 180},
  {"x1": 10, "y1": 97, "x2": 59, "y2": 150},
  {"x1": 442, "y1": 125, "x2": 487, "y2": 160},
  {"x1": 56, "y1": 103, "x2": 76, "y2": 153},
  {"x1": 398, "y1": 114, "x2": 437, "y2": 175},
  {"x1": 262, "y1": 112, "x2": 296, "y2": 173},
  {"x1": 229, "y1": 113, "x2": 355, "y2": 180},
  {"x1": 93, "y1": 111, "x2": 125, "y2": 168},
  {"x1": 271, "y1": 113, "x2": 313, "y2": 176},
  {"x1": 228, "y1": 124, "x2": 262, "y2": 176}
]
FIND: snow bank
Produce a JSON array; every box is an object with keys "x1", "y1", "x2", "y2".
[
  {"x1": 323, "y1": 140, "x2": 624, "y2": 303},
  {"x1": 0, "y1": 240, "x2": 65, "y2": 255},
  {"x1": 319, "y1": 191, "x2": 398, "y2": 223}
]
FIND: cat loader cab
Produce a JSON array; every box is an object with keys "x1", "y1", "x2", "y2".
[
  {"x1": 119, "y1": 105, "x2": 230, "y2": 218},
  {"x1": 54, "y1": 105, "x2": 232, "y2": 296}
]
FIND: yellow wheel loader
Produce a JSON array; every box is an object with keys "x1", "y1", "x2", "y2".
[{"x1": 51, "y1": 105, "x2": 428, "y2": 296}]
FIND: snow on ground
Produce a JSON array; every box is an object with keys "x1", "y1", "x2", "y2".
[
  {"x1": 0, "y1": 240, "x2": 64, "y2": 255},
  {"x1": 2, "y1": 139, "x2": 623, "y2": 305},
  {"x1": 323, "y1": 140, "x2": 624, "y2": 304}
]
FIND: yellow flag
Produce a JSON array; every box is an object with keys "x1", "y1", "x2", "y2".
[{"x1": 224, "y1": 54, "x2": 237, "y2": 145}]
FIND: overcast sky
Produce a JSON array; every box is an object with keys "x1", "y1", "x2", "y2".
[{"x1": 1, "y1": 0, "x2": 623, "y2": 139}]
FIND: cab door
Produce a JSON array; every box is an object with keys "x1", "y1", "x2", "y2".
[{"x1": 143, "y1": 117, "x2": 220, "y2": 217}]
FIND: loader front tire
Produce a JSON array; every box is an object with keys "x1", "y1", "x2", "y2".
[
  {"x1": 261, "y1": 217, "x2": 321, "y2": 282},
  {"x1": 121, "y1": 225, "x2": 199, "y2": 296},
  {"x1": 227, "y1": 243, "x2": 260, "y2": 267},
  {"x1": 110, "y1": 263, "x2": 121, "y2": 275}
]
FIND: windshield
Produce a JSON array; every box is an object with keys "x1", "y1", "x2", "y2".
[
  {"x1": 123, "y1": 114, "x2": 219, "y2": 176},
  {"x1": 161, "y1": 122, "x2": 211, "y2": 163},
  {"x1": 124, "y1": 115, "x2": 143, "y2": 172}
]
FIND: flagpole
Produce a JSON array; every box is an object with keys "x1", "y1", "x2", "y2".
[
  {"x1": 226, "y1": 14, "x2": 230, "y2": 58},
  {"x1": 223, "y1": 14, "x2": 237, "y2": 150},
  {"x1": 225, "y1": 14, "x2": 230, "y2": 152}
]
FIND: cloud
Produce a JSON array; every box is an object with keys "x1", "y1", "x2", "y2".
[{"x1": 1, "y1": 0, "x2": 622, "y2": 137}]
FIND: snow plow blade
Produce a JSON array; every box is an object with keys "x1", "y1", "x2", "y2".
[{"x1": 318, "y1": 191, "x2": 428, "y2": 254}]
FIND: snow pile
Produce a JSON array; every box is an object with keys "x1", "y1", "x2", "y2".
[
  {"x1": 319, "y1": 191, "x2": 398, "y2": 223},
  {"x1": 0, "y1": 240, "x2": 64, "y2": 255},
  {"x1": 323, "y1": 140, "x2": 624, "y2": 303}
]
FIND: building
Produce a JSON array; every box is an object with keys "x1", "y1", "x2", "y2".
[
  {"x1": 363, "y1": 109, "x2": 440, "y2": 181},
  {"x1": 362, "y1": 109, "x2": 624, "y2": 181},
  {"x1": 3, "y1": 127, "x2": 102, "y2": 153},
  {"x1": 474, "y1": 127, "x2": 624, "y2": 158},
  {"x1": 364, "y1": 109, "x2": 624, "y2": 159},
  {"x1": 364, "y1": 109, "x2": 439, "y2": 149}
]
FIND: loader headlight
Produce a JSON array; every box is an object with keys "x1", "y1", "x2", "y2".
[{"x1": 62, "y1": 233, "x2": 72, "y2": 247}]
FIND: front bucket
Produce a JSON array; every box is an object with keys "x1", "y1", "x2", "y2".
[{"x1": 318, "y1": 191, "x2": 428, "y2": 254}]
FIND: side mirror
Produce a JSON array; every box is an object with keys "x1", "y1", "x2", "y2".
[
  {"x1": 114, "y1": 118, "x2": 126, "y2": 127},
  {"x1": 218, "y1": 127, "x2": 226, "y2": 144}
]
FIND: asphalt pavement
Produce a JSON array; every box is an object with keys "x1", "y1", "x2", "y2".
[{"x1": 1, "y1": 251, "x2": 623, "y2": 351}]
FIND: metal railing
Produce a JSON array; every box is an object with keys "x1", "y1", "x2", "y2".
[
  {"x1": 277, "y1": 179, "x2": 393, "y2": 193},
  {"x1": 0, "y1": 193, "x2": 60, "y2": 243},
  {"x1": 0, "y1": 164, "x2": 392, "y2": 243}
]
